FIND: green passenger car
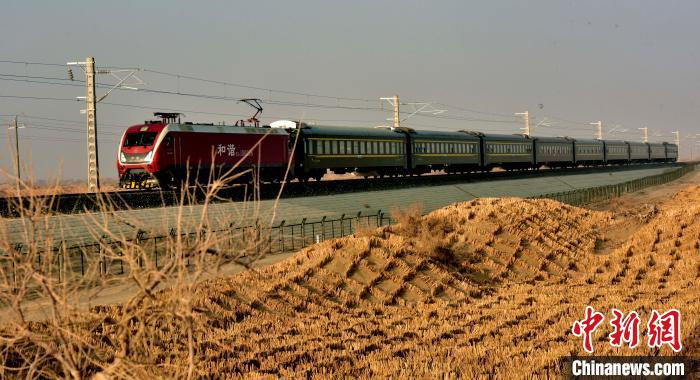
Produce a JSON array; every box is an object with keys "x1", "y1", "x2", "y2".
[
  {"x1": 604, "y1": 140, "x2": 629, "y2": 164},
  {"x1": 475, "y1": 132, "x2": 534, "y2": 169},
  {"x1": 408, "y1": 130, "x2": 481, "y2": 174},
  {"x1": 298, "y1": 124, "x2": 407, "y2": 178},
  {"x1": 573, "y1": 139, "x2": 605, "y2": 165},
  {"x1": 534, "y1": 137, "x2": 574, "y2": 168},
  {"x1": 627, "y1": 141, "x2": 650, "y2": 162},
  {"x1": 648, "y1": 143, "x2": 666, "y2": 162}
]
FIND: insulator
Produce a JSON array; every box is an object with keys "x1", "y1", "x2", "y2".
[{"x1": 67, "y1": 68, "x2": 74, "y2": 81}]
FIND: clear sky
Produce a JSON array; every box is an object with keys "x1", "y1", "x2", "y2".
[{"x1": 1, "y1": 0, "x2": 699, "y2": 181}]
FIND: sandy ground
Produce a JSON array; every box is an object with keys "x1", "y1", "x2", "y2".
[{"x1": 3, "y1": 169, "x2": 700, "y2": 378}]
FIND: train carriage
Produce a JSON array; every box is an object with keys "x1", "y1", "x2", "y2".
[
  {"x1": 471, "y1": 133, "x2": 534, "y2": 170},
  {"x1": 408, "y1": 130, "x2": 481, "y2": 174},
  {"x1": 628, "y1": 141, "x2": 650, "y2": 162},
  {"x1": 603, "y1": 140, "x2": 629, "y2": 164},
  {"x1": 648, "y1": 143, "x2": 666, "y2": 162},
  {"x1": 534, "y1": 137, "x2": 574, "y2": 168},
  {"x1": 573, "y1": 139, "x2": 605, "y2": 165},
  {"x1": 287, "y1": 123, "x2": 407, "y2": 179},
  {"x1": 664, "y1": 142, "x2": 678, "y2": 162}
]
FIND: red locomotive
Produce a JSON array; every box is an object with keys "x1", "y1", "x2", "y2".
[{"x1": 117, "y1": 110, "x2": 292, "y2": 189}]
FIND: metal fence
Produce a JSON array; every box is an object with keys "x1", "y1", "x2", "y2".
[
  {"x1": 4, "y1": 210, "x2": 394, "y2": 279},
  {"x1": 4, "y1": 163, "x2": 695, "y2": 281},
  {"x1": 530, "y1": 164, "x2": 695, "y2": 206}
]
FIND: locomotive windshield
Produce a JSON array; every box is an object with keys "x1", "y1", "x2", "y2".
[{"x1": 123, "y1": 132, "x2": 157, "y2": 147}]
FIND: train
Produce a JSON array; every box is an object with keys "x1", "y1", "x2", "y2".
[{"x1": 117, "y1": 112, "x2": 679, "y2": 189}]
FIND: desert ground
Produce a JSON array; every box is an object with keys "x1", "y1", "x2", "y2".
[{"x1": 1, "y1": 171, "x2": 699, "y2": 378}]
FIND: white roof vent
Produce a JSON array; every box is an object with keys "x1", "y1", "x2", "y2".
[{"x1": 270, "y1": 120, "x2": 298, "y2": 129}]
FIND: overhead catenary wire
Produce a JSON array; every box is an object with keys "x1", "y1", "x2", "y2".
[
  {"x1": 0, "y1": 59, "x2": 676, "y2": 142},
  {"x1": 0, "y1": 68, "x2": 523, "y2": 123}
]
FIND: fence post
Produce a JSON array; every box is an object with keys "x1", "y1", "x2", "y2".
[
  {"x1": 55, "y1": 245, "x2": 61, "y2": 284},
  {"x1": 339, "y1": 214, "x2": 345, "y2": 237},
  {"x1": 100, "y1": 234, "x2": 108, "y2": 275},
  {"x1": 79, "y1": 247, "x2": 84, "y2": 276},
  {"x1": 321, "y1": 216, "x2": 327, "y2": 240},
  {"x1": 169, "y1": 227, "x2": 177, "y2": 261},
  {"x1": 278, "y1": 220, "x2": 286, "y2": 252},
  {"x1": 12, "y1": 243, "x2": 22, "y2": 289},
  {"x1": 136, "y1": 230, "x2": 147, "y2": 268},
  {"x1": 356, "y1": 211, "x2": 362, "y2": 234},
  {"x1": 290, "y1": 224, "x2": 295, "y2": 251},
  {"x1": 301, "y1": 218, "x2": 307, "y2": 248}
]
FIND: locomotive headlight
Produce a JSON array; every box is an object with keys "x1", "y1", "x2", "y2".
[
  {"x1": 144, "y1": 151, "x2": 153, "y2": 162},
  {"x1": 120, "y1": 152, "x2": 126, "y2": 163}
]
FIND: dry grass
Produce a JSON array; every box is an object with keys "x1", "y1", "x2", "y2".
[
  {"x1": 0, "y1": 179, "x2": 120, "y2": 197},
  {"x1": 1, "y1": 172, "x2": 700, "y2": 378}
]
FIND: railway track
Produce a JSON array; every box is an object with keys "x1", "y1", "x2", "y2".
[{"x1": 0, "y1": 162, "x2": 685, "y2": 217}]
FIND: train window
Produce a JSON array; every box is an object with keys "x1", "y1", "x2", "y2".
[
  {"x1": 124, "y1": 132, "x2": 157, "y2": 147},
  {"x1": 324, "y1": 140, "x2": 330, "y2": 154},
  {"x1": 339, "y1": 141, "x2": 346, "y2": 155},
  {"x1": 352, "y1": 141, "x2": 359, "y2": 154}
]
